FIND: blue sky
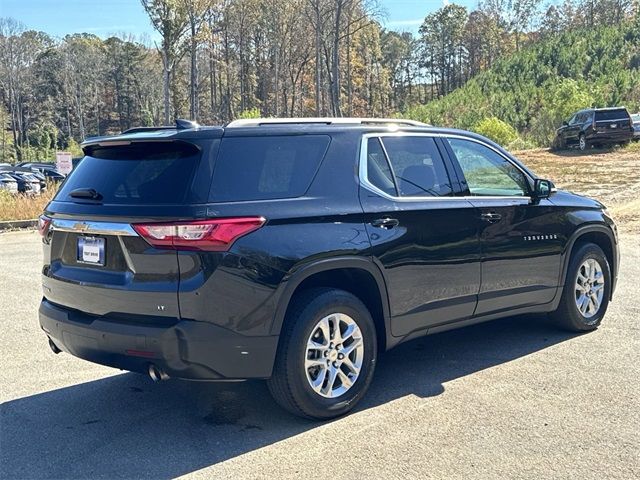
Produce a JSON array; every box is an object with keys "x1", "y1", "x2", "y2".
[{"x1": 1, "y1": 0, "x2": 479, "y2": 40}]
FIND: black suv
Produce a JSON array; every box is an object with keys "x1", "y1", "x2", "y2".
[
  {"x1": 39, "y1": 118, "x2": 619, "y2": 419},
  {"x1": 553, "y1": 107, "x2": 634, "y2": 151}
]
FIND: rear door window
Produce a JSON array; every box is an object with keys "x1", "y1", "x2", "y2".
[
  {"x1": 379, "y1": 136, "x2": 453, "y2": 197},
  {"x1": 210, "y1": 135, "x2": 330, "y2": 202},
  {"x1": 56, "y1": 141, "x2": 202, "y2": 204}
]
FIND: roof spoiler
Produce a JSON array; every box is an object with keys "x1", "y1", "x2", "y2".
[{"x1": 122, "y1": 119, "x2": 200, "y2": 135}]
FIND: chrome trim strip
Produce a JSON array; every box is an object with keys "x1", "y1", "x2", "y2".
[
  {"x1": 50, "y1": 219, "x2": 138, "y2": 237},
  {"x1": 358, "y1": 132, "x2": 534, "y2": 203},
  {"x1": 594, "y1": 118, "x2": 630, "y2": 123}
]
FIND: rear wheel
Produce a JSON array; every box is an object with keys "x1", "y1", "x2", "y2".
[
  {"x1": 551, "y1": 243, "x2": 610, "y2": 332},
  {"x1": 267, "y1": 288, "x2": 377, "y2": 419}
]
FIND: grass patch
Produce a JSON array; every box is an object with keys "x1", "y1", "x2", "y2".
[{"x1": 0, "y1": 187, "x2": 57, "y2": 221}]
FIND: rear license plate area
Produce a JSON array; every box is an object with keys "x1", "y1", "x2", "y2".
[{"x1": 77, "y1": 236, "x2": 105, "y2": 266}]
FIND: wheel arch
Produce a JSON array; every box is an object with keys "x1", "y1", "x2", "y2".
[
  {"x1": 271, "y1": 257, "x2": 392, "y2": 352},
  {"x1": 562, "y1": 224, "x2": 618, "y2": 299}
]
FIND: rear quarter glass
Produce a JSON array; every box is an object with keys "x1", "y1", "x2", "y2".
[
  {"x1": 56, "y1": 140, "x2": 208, "y2": 205},
  {"x1": 209, "y1": 135, "x2": 331, "y2": 202}
]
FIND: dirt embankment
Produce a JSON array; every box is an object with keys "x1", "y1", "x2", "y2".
[{"x1": 517, "y1": 147, "x2": 640, "y2": 233}]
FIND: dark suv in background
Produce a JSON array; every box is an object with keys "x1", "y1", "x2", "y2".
[
  {"x1": 553, "y1": 107, "x2": 634, "y2": 151},
  {"x1": 38, "y1": 118, "x2": 619, "y2": 419}
]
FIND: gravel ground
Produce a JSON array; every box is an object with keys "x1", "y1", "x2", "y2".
[{"x1": 1, "y1": 230, "x2": 639, "y2": 480}]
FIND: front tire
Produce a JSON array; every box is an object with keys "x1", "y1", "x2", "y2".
[
  {"x1": 267, "y1": 288, "x2": 377, "y2": 419},
  {"x1": 551, "y1": 135, "x2": 564, "y2": 151},
  {"x1": 578, "y1": 134, "x2": 588, "y2": 151},
  {"x1": 551, "y1": 243, "x2": 611, "y2": 332}
]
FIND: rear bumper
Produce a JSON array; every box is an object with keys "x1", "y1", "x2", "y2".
[{"x1": 39, "y1": 299, "x2": 279, "y2": 380}]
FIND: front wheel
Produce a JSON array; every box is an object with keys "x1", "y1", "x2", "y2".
[
  {"x1": 578, "y1": 134, "x2": 588, "y2": 151},
  {"x1": 267, "y1": 288, "x2": 377, "y2": 419},
  {"x1": 551, "y1": 243, "x2": 611, "y2": 332}
]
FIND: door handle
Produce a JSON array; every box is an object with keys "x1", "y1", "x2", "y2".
[
  {"x1": 371, "y1": 217, "x2": 399, "y2": 229},
  {"x1": 480, "y1": 212, "x2": 502, "y2": 223}
]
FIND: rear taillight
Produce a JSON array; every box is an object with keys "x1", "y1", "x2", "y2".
[
  {"x1": 132, "y1": 217, "x2": 266, "y2": 251},
  {"x1": 38, "y1": 215, "x2": 51, "y2": 236}
]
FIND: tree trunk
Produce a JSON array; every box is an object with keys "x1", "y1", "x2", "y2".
[
  {"x1": 314, "y1": 0, "x2": 321, "y2": 116},
  {"x1": 190, "y1": 22, "x2": 198, "y2": 120},
  {"x1": 161, "y1": 47, "x2": 171, "y2": 125},
  {"x1": 346, "y1": 21, "x2": 352, "y2": 116},
  {"x1": 331, "y1": 0, "x2": 343, "y2": 116},
  {"x1": 209, "y1": 41, "x2": 217, "y2": 120}
]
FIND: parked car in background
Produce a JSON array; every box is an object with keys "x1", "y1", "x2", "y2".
[
  {"x1": 18, "y1": 172, "x2": 41, "y2": 195},
  {"x1": 0, "y1": 166, "x2": 52, "y2": 193},
  {"x1": 29, "y1": 170, "x2": 48, "y2": 192},
  {"x1": 38, "y1": 118, "x2": 619, "y2": 419},
  {"x1": 5, "y1": 172, "x2": 36, "y2": 194},
  {"x1": 5, "y1": 163, "x2": 67, "y2": 182},
  {"x1": 0, "y1": 173, "x2": 19, "y2": 194},
  {"x1": 40, "y1": 168, "x2": 66, "y2": 182},
  {"x1": 553, "y1": 107, "x2": 634, "y2": 151},
  {"x1": 18, "y1": 162, "x2": 56, "y2": 170},
  {"x1": 631, "y1": 113, "x2": 640, "y2": 140}
]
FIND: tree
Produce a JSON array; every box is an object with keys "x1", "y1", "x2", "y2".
[
  {"x1": 419, "y1": 4, "x2": 468, "y2": 97},
  {"x1": 141, "y1": 0, "x2": 190, "y2": 124},
  {"x1": 183, "y1": 0, "x2": 216, "y2": 120}
]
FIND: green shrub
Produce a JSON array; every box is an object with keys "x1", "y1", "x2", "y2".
[
  {"x1": 237, "y1": 108, "x2": 262, "y2": 119},
  {"x1": 473, "y1": 117, "x2": 519, "y2": 145}
]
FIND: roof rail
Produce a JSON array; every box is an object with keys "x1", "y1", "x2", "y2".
[{"x1": 225, "y1": 117, "x2": 429, "y2": 128}]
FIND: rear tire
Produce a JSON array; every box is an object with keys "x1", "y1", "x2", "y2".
[
  {"x1": 551, "y1": 243, "x2": 610, "y2": 332},
  {"x1": 267, "y1": 288, "x2": 377, "y2": 419}
]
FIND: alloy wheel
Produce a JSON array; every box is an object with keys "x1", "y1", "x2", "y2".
[
  {"x1": 304, "y1": 313, "x2": 364, "y2": 398},
  {"x1": 574, "y1": 258, "x2": 605, "y2": 320}
]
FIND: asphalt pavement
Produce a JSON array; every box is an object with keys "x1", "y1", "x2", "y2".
[{"x1": 1, "y1": 230, "x2": 638, "y2": 479}]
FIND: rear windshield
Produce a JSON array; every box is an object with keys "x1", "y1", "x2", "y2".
[
  {"x1": 56, "y1": 141, "x2": 201, "y2": 204},
  {"x1": 210, "y1": 135, "x2": 330, "y2": 202},
  {"x1": 595, "y1": 109, "x2": 629, "y2": 121}
]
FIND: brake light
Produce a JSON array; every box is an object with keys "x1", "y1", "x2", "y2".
[
  {"x1": 38, "y1": 215, "x2": 51, "y2": 236},
  {"x1": 132, "y1": 217, "x2": 266, "y2": 251}
]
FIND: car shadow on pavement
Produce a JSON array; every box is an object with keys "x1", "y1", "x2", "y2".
[{"x1": 1, "y1": 314, "x2": 576, "y2": 479}]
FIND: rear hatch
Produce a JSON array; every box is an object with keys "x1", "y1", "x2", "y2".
[
  {"x1": 42, "y1": 135, "x2": 218, "y2": 325},
  {"x1": 594, "y1": 108, "x2": 633, "y2": 135}
]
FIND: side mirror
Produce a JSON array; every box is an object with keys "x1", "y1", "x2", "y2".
[
  {"x1": 533, "y1": 179, "x2": 554, "y2": 199},
  {"x1": 562, "y1": 121, "x2": 569, "y2": 127}
]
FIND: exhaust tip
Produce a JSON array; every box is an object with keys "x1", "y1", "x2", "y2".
[
  {"x1": 48, "y1": 338, "x2": 61, "y2": 354},
  {"x1": 148, "y1": 364, "x2": 169, "y2": 382}
]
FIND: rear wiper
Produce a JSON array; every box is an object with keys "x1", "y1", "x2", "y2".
[{"x1": 69, "y1": 188, "x2": 102, "y2": 201}]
